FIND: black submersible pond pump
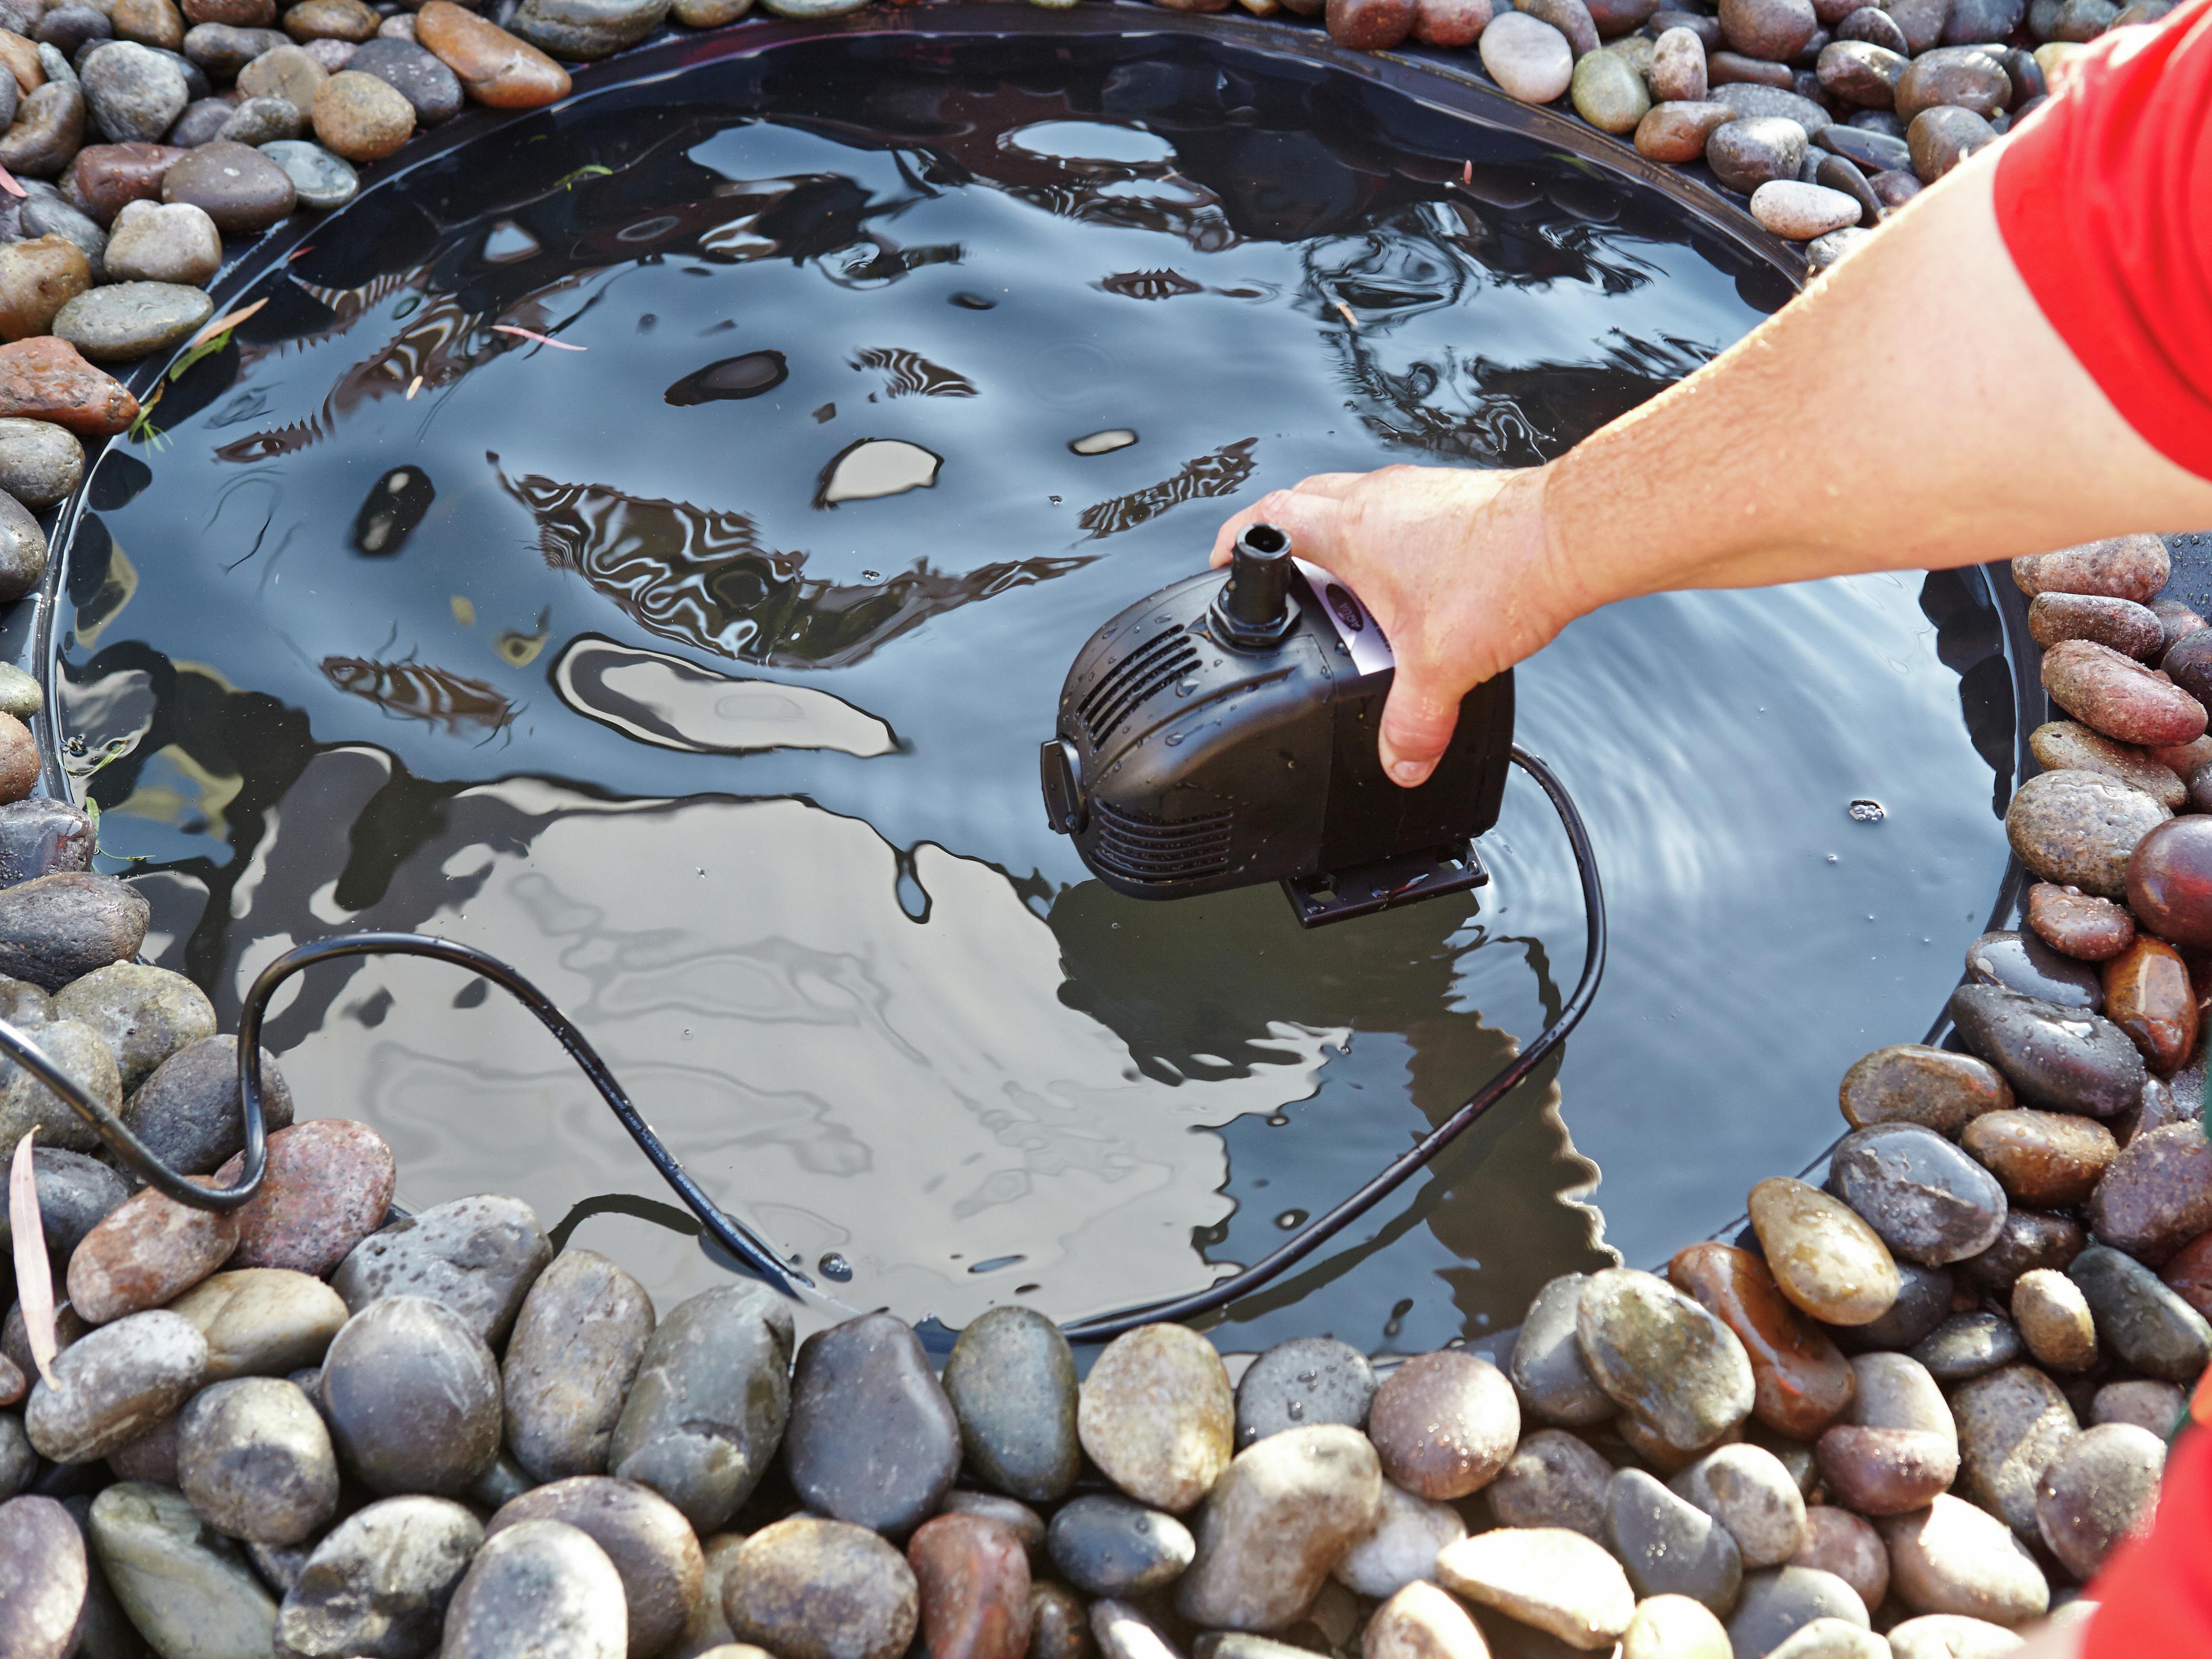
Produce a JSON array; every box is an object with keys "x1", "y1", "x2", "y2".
[
  {"x1": 1041, "y1": 524, "x2": 1516, "y2": 926},
  {"x1": 14, "y1": 530, "x2": 1605, "y2": 1341}
]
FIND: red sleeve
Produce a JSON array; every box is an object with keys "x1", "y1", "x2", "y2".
[
  {"x1": 1991, "y1": 0, "x2": 2212, "y2": 480},
  {"x1": 2080, "y1": 1425, "x2": 2212, "y2": 1659}
]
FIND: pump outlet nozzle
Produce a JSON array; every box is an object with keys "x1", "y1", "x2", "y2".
[{"x1": 1211, "y1": 522, "x2": 1296, "y2": 648}]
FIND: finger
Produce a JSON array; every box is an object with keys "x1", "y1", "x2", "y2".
[
  {"x1": 1285, "y1": 472, "x2": 1364, "y2": 501},
  {"x1": 1378, "y1": 664, "x2": 1463, "y2": 788}
]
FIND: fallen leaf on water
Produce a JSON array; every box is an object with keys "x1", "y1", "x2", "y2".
[
  {"x1": 492, "y1": 325, "x2": 586, "y2": 351},
  {"x1": 1335, "y1": 300, "x2": 1359, "y2": 330},
  {"x1": 185, "y1": 296, "x2": 268, "y2": 353},
  {"x1": 9, "y1": 1129, "x2": 60, "y2": 1389},
  {"x1": 407, "y1": 374, "x2": 423, "y2": 399}
]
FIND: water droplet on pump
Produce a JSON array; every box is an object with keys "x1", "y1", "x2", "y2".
[
  {"x1": 1286, "y1": 1400, "x2": 1305, "y2": 1420},
  {"x1": 818, "y1": 1252, "x2": 853, "y2": 1281}
]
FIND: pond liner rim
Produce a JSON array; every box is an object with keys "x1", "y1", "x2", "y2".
[{"x1": 21, "y1": 0, "x2": 2041, "y2": 1335}]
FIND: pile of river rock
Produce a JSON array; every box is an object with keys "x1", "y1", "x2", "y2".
[{"x1": 0, "y1": 539, "x2": 2207, "y2": 1659}]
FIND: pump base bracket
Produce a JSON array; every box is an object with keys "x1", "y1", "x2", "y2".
[{"x1": 1281, "y1": 839, "x2": 1491, "y2": 928}]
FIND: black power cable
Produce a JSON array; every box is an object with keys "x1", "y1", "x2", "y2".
[{"x1": 6, "y1": 744, "x2": 1601, "y2": 1339}]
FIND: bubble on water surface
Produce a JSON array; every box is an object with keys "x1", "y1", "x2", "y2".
[
  {"x1": 1848, "y1": 799, "x2": 1886, "y2": 823},
  {"x1": 819, "y1": 1252, "x2": 853, "y2": 1281}
]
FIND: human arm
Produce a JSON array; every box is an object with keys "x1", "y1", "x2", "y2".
[{"x1": 1212, "y1": 19, "x2": 2212, "y2": 785}]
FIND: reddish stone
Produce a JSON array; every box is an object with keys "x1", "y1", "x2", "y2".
[
  {"x1": 183, "y1": 0, "x2": 276, "y2": 23},
  {"x1": 214, "y1": 1118, "x2": 396, "y2": 1277},
  {"x1": 1635, "y1": 100, "x2": 1735, "y2": 163},
  {"x1": 1960, "y1": 1109, "x2": 2118, "y2": 1208},
  {"x1": 909, "y1": 1513, "x2": 1032, "y2": 1659},
  {"x1": 2088, "y1": 1121, "x2": 2212, "y2": 1263},
  {"x1": 2012, "y1": 535, "x2": 2168, "y2": 604},
  {"x1": 1816, "y1": 1424, "x2": 1959, "y2": 1513},
  {"x1": 2041, "y1": 638, "x2": 2207, "y2": 748},
  {"x1": 0, "y1": 1348, "x2": 23, "y2": 1408},
  {"x1": 1668, "y1": 1242, "x2": 1855, "y2": 1438},
  {"x1": 2158, "y1": 1229, "x2": 2212, "y2": 1319},
  {"x1": 67, "y1": 142, "x2": 184, "y2": 226},
  {"x1": 2129, "y1": 817, "x2": 2212, "y2": 949},
  {"x1": 1788, "y1": 1506, "x2": 1888, "y2": 1614},
  {"x1": 2025, "y1": 881, "x2": 2135, "y2": 962},
  {"x1": 1412, "y1": 0, "x2": 1493, "y2": 43},
  {"x1": 415, "y1": 2, "x2": 569, "y2": 108},
  {"x1": 2104, "y1": 934, "x2": 2200, "y2": 1074},
  {"x1": 0, "y1": 337, "x2": 138, "y2": 436},
  {"x1": 65, "y1": 1178, "x2": 239, "y2": 1325},
  {"x1": 1328, "y1": 0, "x2": 1418, "y2": 46},
  {"x1": 0, "y1": 32, "x2": 43, "y2": 98}
]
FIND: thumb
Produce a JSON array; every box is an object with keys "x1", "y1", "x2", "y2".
[{"x1": 1379, "y1": 662, "x2": 1463, "y2": 788}]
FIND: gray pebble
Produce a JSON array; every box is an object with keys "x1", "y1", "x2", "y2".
[
  {"x1": 942, "y1": 1305, "x2": 1079, "y2": 1502},
  {"x1": 0, "y1": 1016, "x2": 121, "y2": 1154},
  {"x1": 1576, "y1": 1268, "x2": 1754, "y2": 1455},
  {"x1": 1710, "y1": 79, "x2": 1831, "y2": 130},
  {"x1": 0, "y1": 487, "x2": 44, "y2": 603},
  {"x1": 609, "y1": 1281, "x2": 793, "y2": 1532},
  {"x1": 1671, "y1": 1443, "x2": 1807, "y2": 1568},
  {"x1": 278, "y1": 1495, "x2": 483, "y2": 1658},
  {"x1": 1510, "y1": 1273, "x2": 1615, "y2": 1426},
  {"x1": 18, "y1": 187, "x2": 105, "y2": 285},
  {"x1": 177, "y1": 1376, "x2": 338, "y2": 1546},
  {"x1": 1603, "y1": 1467, "x2": 1744, "y2": 1614},
  {"x1": 0, "y1": 872, "x2": 147, "y2": 990},
  {"x1": 54, "y1": 960, "x2": 217, "y2": 1091},
  {"x1": 786, "y1": 1310, "x2": 960, "y2": 1535},
  {"x1": 1177, "y1": 1425, "x2": 1382, "y2": 1630},
  {"x1": 320, "y1": 1296, "x2": 501, "y2": 1497},
  {"x1": 0, "y1": 1145, "x2": 128, "y2": 1256},
  {"x1": 0, "y1": 665, "x2": 43, "y2": 720},
  {"x1": 487, "y1": 1475, "x2": 706, "y2": 1659},
  {"x1": 441, "y1": 1518, "x2": 627, "y2": 1659},
  {"x1": 1951, "y1": 1363, "x2": 2079, "y2": 1542},
  {"x1": 507, "y1": 0, "x2": 670, "y2": 57},
  {"x1": 0, "y1": 1494, "x2": 87, "y2": 1659},
  {"x1": 1707, "y1": 114, "x2": 1808, "y2": 191},
  {"x1": 90, "y1": 1481, "x2": 278, "y2": 1656},
  {"x1": 256, "y1": 139, "x2": 357, "y2": 209},
  {"x1": 342, "y1": 35, "x2": 459, "y2": 122},
  {"x1": 81, "y1": 39, "x2": 185, "y2": 142},
  {"x1": 1909, "y1": 1312, "x2": 2024, "y2": 1382},
  {"x1": 939, "y1": 1490, "x2": 1045, "y2": 1554},
  {"x1": 1485, "y1": 1426, "x2": 1611, "y2": 1537},
  {"x1": 501, "y1": 1247, "x2": 655, "y2": 1483},
  {"x1": 1231, "y1": 1335, "x2": 1376, "y2": 1448},
  {"x1": 0, "y1": 419, "x2": 82, "y2": 508},
  {"x1": 217, "y1": 92, "x2": 304, "y2": 145},
  {"x1": 1333, "y1": 1480, "x2": 1466, "y2": 1598},
  {"x1": 53, "y1": 280, "x2": 216, "y2": 362},
  {"x1": 170, "y1": 95, "x2": 237, "y2": 146},
  {"x1": 724, "y1": 1516, "x2": 918, "y2": 1659},
  {"x1": 25, "y1": 1308, "x2": 206, "y2": 1463},
  {"x1": 331, "y1": 1192, "x2": 550, "y2": 1348},
  {"x1": 0, "y1": 1412, "x2": 33, "y2": 1498},
  {"x1": 2070, "y1": 1244, "x2": 2212, "y2": 1381},
  {"x1": 0, "y1": 83, "x2": 86, "y2": 182},
  {"x1": 1046, "y1": 1494, "x2": 1195, "y2": 1596},
  {"x1": 121, "y1": 1035, "x2": 296, "y2": 1178},
  {"x1": 1948, "y1": 982, "x2": 2146, "y2": 1116},
  {"x1": 1827, "y1": 1123, "x2": 2008, "y2": 1267},
  {"x1": 2034, "y1": 1422, "x2": 2162, "y2": 1581},
  {"x1": 1726, "y1": 1567, "x2": 1869, "y2": 1659}
]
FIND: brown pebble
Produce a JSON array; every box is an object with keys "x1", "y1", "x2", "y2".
[
  {"x1": 1365, "y1": 1349, "x2": 1519, "y2": 1500},
  {"x1": 1787, "y1": 1505, "x2": 1888, "y2": 1614},
  {"x1": 1328, "y1": 0, "x2": 1417, "y2": 45},
  {"x1": 1411, "y1": 0, "x2": 1492, "y2": 43},
  {"x1": 1029, "y1": 1582, "x2": 1094, "y2": 1659},
  {"x1": 113, "y1": 0, "x2": 185, "y2": 48},
  {"x1": 1814, "y1": 1353, "x2": 1956, "y2": 1516},
  {"x1": 213, "y1": 1118, "x2": 398, "y2": 1277},
  {"x1": 2028, "y1": 593, "x2": 2165, "y2": 658},
  {"x1": 65, "y1": 1177, "x2": 239, "y2": 1325},
  {"x1": 0, "y1": 336, "x2": 137, "y2": 436},
  {"x1": 2010, "y1": 1269, "x2": 2097, "y2": 1373},
  {"x1": 310, "y1": 67, "x2": 414, "y2": 161},
  {"x1": 2029, "y1": 720, "x2": 2187, "y2": 810},
  {"x1": 2012, "y1": 535, "x2": 2169, "y2": 604},
  {"x1": 1633, "y1": 99, "x2": 1735, "y2": 162},
  {"x1": 286, "y1": 0, "x2": 378, "y2": 37},
  {"x1": 909, "y1": 1513, "x2": 1031, "y2": 1659},
  {"x1": 1957, "y1": 1209, "x2": 2086, "y2": 1299},
  {"x1": 2089, "y1": 1121, "x2": 2212, "y2": 1263},
  {"x1": 1668, "y1": 1242, "x2": 1855, "y2": 1440},
  {"x1": 2159, "y1": 1228, "x2": 2212, "y2": 1318},
  {"x1": 1960, "y1": 1109, "x2": 2117, "y2": 1208},
  {"x1": 2025, "y1": 883, "x2": 2135, "y2": 963},
  {"x1": 2101, "y1": 934, "x2": 2200, "y2": 1074},
  {"x1": 0, "y1": 237, "x2": 88, "y2": 343},
  {"x1": 415, "y1": 1, "x2": 569, "y2": 107},
  {"x1": 1839, "y1": 1044, "x2": 2012, "y2": 1135},
  {"x1": 2042, "y1": 638, "x2": 2207, "y2": 749}
]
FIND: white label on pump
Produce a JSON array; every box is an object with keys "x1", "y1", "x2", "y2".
[{"x1": 1293, "y1": 557, "x2": 1395, "y2": 677}]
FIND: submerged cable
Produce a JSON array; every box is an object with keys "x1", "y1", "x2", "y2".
[{"x1": 12, "y1": 745, "x2": 1600, "y2": 1337}]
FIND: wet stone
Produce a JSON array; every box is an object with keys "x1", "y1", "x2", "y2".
[
  {"x1": 1634, "y1": 99, "x2": 1735, "y2": 162},
  {"x1": 1947, "y1": 983, "x2": 2147, "y2": 1116},
  {"x1": 1963, "y1": 1109, "x2": 2115, "y2": 1209},
  {"x1": 237, "y1": 40, "x2": 323, "y2": 104},
  {"x1": 1510, "y1": 1272, "x2": 1615, "y2": 1425},
  {"x1": 0, "y1": 1410, "x2": 29, "y2": 1487},
  {"x1": 216, "y1": 92, "x2": 300, "y2": 144},
  {"x1": 37, "y1": 7, "x2": 108, "y2": 63},
  {"x1": 0, "y1": 1495, "x2": 86, "y2": 1659},
  {"x1": 2044, "y1": 638, "x2": 2207, "y2": 748},
  {"x1": 1816, "y1": 118, "x2": 1909, "y2": 171},
  {"x1": 331, "y1": 1192, "x2": 549, "y2": 1348},
  {"x1": 1046, "y1": 1495, "x2": 1193, "y2": 1597},
  {"x1": 281, "y1": 0, "x2": 376, "y2": 40},
  {"x1": 1670, "y1": 1443, "x2": 1806, "y2": 1569},
  {"x1": 1079, "y1": 1323, "x2": 1233, "y2": 1513},
  {"x1": 1750, "y1": 179, "x2": 1860, "y2": 238},
  {"x1": 343, "y1": 35, "x2": 458, "y2": 123},
  {"x1": 1669, "y1": 1243, "x2": 1852, "y2": 1440},
  {"x1": 1710, "y1": 79, "x2": 1830, "y2": 130},
  {"x1": 1839, "y1": 1045, "x2": 2011, "y2": 1136},
  {"x1": 177, "y1": 1376, "x2": 337, "y2": 1546},
  {"x1": 1828, "y1": 1123, "x2": 2008, "y2": 1267},
  {"x1": 2029, "y1": 593, "x2": 2165, "y2": 658},
  {"x1": 321, "y1": 1296, "x2": 501, "y2": 1496},
  {"x1": 2088, "y1": 1120, "x2": 2212, "y2": 1260},
  {"x1": 1958, "y1": 1210, "x2": 2083, "y2": 1300},
  {"x1": 940, "y1": 1492, "x2": 1042, "y2": 1556},
  {"x1": 99, "y1": 196, "x2": 218, "y2": 286},
  {"x1": 1951, "y1": 1363, "x2": 2079, "y2": 1536},
  {"x1": 1966, "y1": 925, "x2": 2109, "y2": 1007},
  {"x1": 1720, "y1": 0, "x2": 1814, "y2": 58},
  {"x1": 1176, "y1": 1423, "x2": 1381, "y2": 1628},
  {"x1": 67, "y1": 1179, "x2": 240, "y2": 1324},
  {"x1": 1722, "y1": 1568, "x2": 1867, "y2": 1659},
  {"x1": 727, "y1": 1516, "x2": 919, "y2": 1659},
  {"x1": 1907, "y1": 103, "x2": 1998, "y2": 180},
  {"x1": 1649, "y1": 26, "x2": 1708, "y2": 98},
  {"x1": 1707, "y1": 115, "x2": 1808, "y2": 191},
  {"x1": 1571, "y1": 49, "x2": 1649, "y2": 132},
  {"x1": 309, "y1": 67, "x2": 410, "y2": 161},
  {"x1": 1335, "y1": 1479, "x2": 1466, "y2": 1597},
  {"x1": 909, "y1": 1512, "x2": 1029, "y2": 1659},
  {"x1": 277, "y1": 1495, "x2": 481, "y2": 1658},
  {"x1": 0, "y1": 1145, "x2": 126, "y2": 1256},
  {"x1": 2163, "y1": 1229, "x2": 2212, "y2": 1316},
  {"x1": 2070, "y1": 1244, "x2": 2212, "y2": 1381},
  {"x1": 167, "y1": 1268, "x2": 348, "y2": 1381},
  {"x1": 2004, "y1": 770, "x2": 2169, "y2": 900},
  {"x1": 91, "y1": 1481, "x2": 278, "y2": 1656},
  {"x1": 257, "y1": 139, "x2": 354, "y2": 208},
  {"x1": 1814, "y1": 1353, "x2": 1957, "y2": 1516},
  {"x1": 1603, "y1": 1467, "x2": 1743, "y2": 1613},
  {"x1": 116, "y1": 0, "x2": 186, "y2": 50},
  {"x1": 2016, "y1": 536, "x2": 2169, "y2": 603},
  {"x1": 162, "y1": 137, "x2": 296, "y2": 230},
  {"x1": 1478, "y1": 12, "x2": 1573, "y2": 103},
  {"x1": 0, "y1": 234, "x2": 88, "y2": 341},
  {"x1": 488, "y1": 1476, "x2": 704, "y2": 1658},
  {"x1": 1028, "y1": 1583, "x2": 1092, "y2": 1659},
  {"x1": 2034, "y1": 1422, "x2": 2160, "y2": 1581},
  {"x1": 442, "y1": 1518, "x2": 628, "y2": 1659},
  {"x1": 415, "y1": 2, "x2": 571, "y2": 108},
  {"x1": 1880, "y1": 1496, "x2": 2048, "y2": 1624},
  {"x1": 54, "y1": 961, "x2": 214, "y2": 1090},
  {"x1": 508, "y1": 0, "x2": 670, "y2": 58},
  {"x1": 81, "y1": 39, "x2": 183, "y2": 141},
  {"x1": 3, "y1": 1301, "x2": 89, "y2": 1382},
  {"x1": 1788, "y1": 1508, "x2": 1886, "y2": 1615},
  {"x1": 1486, "y1": 1427, "x2": 1611, "y2": 1536},
  {"x1": 106, "y1": 1408, "x2": 180, "y2": 1485},
  {"x1": 787, "y1": 1311, "x2": 961, "y2": 1536},
  {"x1": 609, "y1": 1281, "x2": 795, "y2": 1533},
  {"x1": 1365, "y1": 1581, "x2": 1490, "y2": 1659},
  {"x1": 2092, "y1": 1378, "x2": 2183, "y2": 1436},
  {"x1": 1619, "y1": 1595, "x2": 1733, "y2": 1659},
  {"x1": 183, "y1": 19, "x2": 286, "y2": 75},
  {"x1": 943, "y1": 1305, "x2": 1080, "y2": 1501},
  {"x1": 126, "y1": 1035, "x2": 296, "y2": 1181},
  {"x1": 2012, "y1": 1269, "x2": 2098, "y2": 1373},
  {"x1": 2127, "y1": 815, "x2": 2212, "y2": 948},
  {"x1": 0, "y1": 82, "x2": 85, "y2": 180},
  {"x1": 1893, "y1": 50, "x2": 2008, "y2": 121},
  {"x1": 0, "y1": 664, "x2": 45, "y2": 721},
  {"x1": 0, "y1": 871, "x2": 147, "y2": 989},
  {"x1": 0, "y1": 1019, "x2": 109, "y2": 1157},
  {"x1": 27, "y1": 1308, "x2": 206, "y2": 1463},
  {"x1": 1909, "y1": 1312, "x2": 2023, "y2": 1382},
  {"x1": 1436, "y1": 1527, "x2": 1637, "y2": 1650},
  {"x1": 1749, "y1": 1177, "x2": 1901, "y2": 1327},
  {"x1": 501, "y1": 1248, "x2": 653, "y2": 1484}
]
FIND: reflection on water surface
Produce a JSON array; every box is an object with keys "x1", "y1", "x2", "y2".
[{"x1": 53, "y1": 31, "x2": 2012, "y2": 1348}]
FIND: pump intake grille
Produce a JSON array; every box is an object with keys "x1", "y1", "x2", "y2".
[
  {"x1": 1091, "y1": 801, "x2": 1235, "y2": 883},
  {"x1": 1077, "y1": 627, "x2": 1200, "y2": 749}
]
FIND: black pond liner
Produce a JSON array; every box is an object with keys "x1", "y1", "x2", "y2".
[{"x1": 18, "y1": 0, "x2": 2044, "y2": 1336}]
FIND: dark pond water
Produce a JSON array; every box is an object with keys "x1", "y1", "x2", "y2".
[{"x1": 50, "y1": 27, "x2": 2015, "y2": 1352}]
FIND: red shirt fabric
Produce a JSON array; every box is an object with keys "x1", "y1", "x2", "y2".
[
  {"x1": 2081, "y1": 1424, "x2": 2209, "y2": 1658},
  {"x1": 1992, "y1": 0, "x2": 2212, "y2": 479}
]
